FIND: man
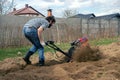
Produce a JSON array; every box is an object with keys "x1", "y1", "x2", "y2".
[{"x1": 22, "y1": 9, "x2": 56, "y2": 66}]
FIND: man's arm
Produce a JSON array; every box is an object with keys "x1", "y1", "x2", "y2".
[{"x1": 37, "y1": 27, "x2": 44, "y2": 43}]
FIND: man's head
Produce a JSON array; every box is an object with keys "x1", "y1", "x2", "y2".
[
  {"x1": 47, "y1": 9, "x2": 52, "y2": 17},
  {"x1": 46, "y1": 16, "x2": 56, "y2": 28},
  {"x1": 46, "y1": 9, "x2": 56, "y2": 28}
]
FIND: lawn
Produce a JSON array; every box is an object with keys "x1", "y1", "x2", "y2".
[
  {"x1": 90, "y1": 38, "x2": 118, "y2": 46},
  {"x1": 0, "y1": 38, "x2": 119, "y2": 61},
  {"x1": 0, "y1": 43, "x2": 70, "y2": 61}
]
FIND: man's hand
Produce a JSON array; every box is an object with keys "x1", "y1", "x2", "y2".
[{"x1": 41, "y1": 41, "x2": 46, "y2": 47}]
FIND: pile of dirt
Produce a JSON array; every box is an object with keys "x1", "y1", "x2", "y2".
[
  {"x1": 72, "y1": 46, "x2": 103, "y2": 62},
  {"x1": 0, "y1": 42, "x2": 120, "y2": 80}
]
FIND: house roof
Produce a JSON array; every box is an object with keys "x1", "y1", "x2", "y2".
[
  {"x1": 95, "y1": 13, "x2": 120, "y2": 20},
  {"x1": 8, "y1": 4, "x2": 45, "y2": 17},
  {"x1": 69, "y1": 13, "x2": 96, "y2": 18}
]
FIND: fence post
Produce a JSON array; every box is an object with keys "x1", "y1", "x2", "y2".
[
  {"x1": 80, "y1": 18, "x2": 82, "y2": 37},
  {"x1": 87, "y1": 19, "x2": 90, "y2": 37},
  {"x1": 99, "y1": 19, "x2": 102, "y2": 38},
  {"x1": 56, "y1": 24, "x2": 60, "y2": 43},
  {"x1": 118, "y1": 19, "x2": 120, "y2": 36},
  {"x1": 108, "y1": 19, "x2": 111, "y2": 38}
]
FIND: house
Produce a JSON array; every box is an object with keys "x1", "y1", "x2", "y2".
[
  {"x1": 8, "y1": 4, "x2": 45, "y2": 17},
  {"x1": 95, "y1": 13, "x2": 120, "y2": 20},
  {"x1": 69, "y1": 13, "x2": 96, "y2": 19}
]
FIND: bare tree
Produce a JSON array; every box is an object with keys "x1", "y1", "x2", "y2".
[
  {"x1": 0, "y1": 0, "x2": 15, "y2": 15},
  {"x1": 63, "y1": 9, "x2": 78, "y2": 18}
]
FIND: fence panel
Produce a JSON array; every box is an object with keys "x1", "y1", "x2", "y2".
[{"x1": 0, "y1": 15, "x2": 119, "y2": 48}]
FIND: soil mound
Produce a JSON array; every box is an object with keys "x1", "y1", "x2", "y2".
[
  {"x1": 0, "y1": 42, "x2": 120, "y2": 80},
  {"x1": 72, "y1": 46, "x2": 102, "y2": 62}
]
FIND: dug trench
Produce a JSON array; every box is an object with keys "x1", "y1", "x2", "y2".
[{"x1": 0, "y1": 42, "x2": 120, "y2": 80}]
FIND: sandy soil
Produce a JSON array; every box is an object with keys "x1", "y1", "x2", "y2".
[{"x1": 0, "y1": 42, "x2": 120, "y2": 80}]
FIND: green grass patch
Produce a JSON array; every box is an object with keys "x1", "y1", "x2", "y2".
[
  {"x1": 0, "y1": 43, "x2": 71, "y2": 61},
  {"x1": 0, "y1": 38, "x2": 119, "y2": 61},
  {"x1": 0, "y1": 46, "x2": 30, "y2": 61},
  {"x1": 44, "y1": 43, "x2": 71, "y2": 54},
  {"x1": 90, "y1": 38, "x2": 119, "y2": 46}
]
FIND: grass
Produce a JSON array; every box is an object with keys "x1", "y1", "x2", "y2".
[
  {"x1": 90, "y1": 38, "x2": 118, "y2": 46},
  {"x1": 0, "y1": 38, "x2": 119, "y2": 61},
  {"x1": 0, "y1": 46, "x2": 30, "y2": 61},
  {"x1": 0, "y1": 43, "x2": 71, "y2": 61},
  {"x1": 44, "y1": 43, "x2": 70, "y2": 53}
]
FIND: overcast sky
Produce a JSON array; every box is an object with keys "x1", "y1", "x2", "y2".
[{"x1": 13, "y1": 0, "x2": 120, "y2": 17}]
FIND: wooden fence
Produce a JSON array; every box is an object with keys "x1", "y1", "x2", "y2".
[{"x1": 0, "y1": 15, "x2": 120, "y2": 48}]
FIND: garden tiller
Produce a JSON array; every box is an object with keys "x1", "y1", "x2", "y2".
[{"x1": 45, "y1": 37, "x2": 88, "y2": 62}]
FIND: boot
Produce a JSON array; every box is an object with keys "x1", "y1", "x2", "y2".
[
  {"x1": 39, "y1": 60, "x2": 45, "y2": 66},
  {"x1": 23, "y1": 57, "x2": 31, "y2": 64},
  {"x1": 23, "y1": 51, "x2": 34, "y2": 64},
  {"x1": 35, "y1": 60, "x2": 45, "y2": 66}
]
